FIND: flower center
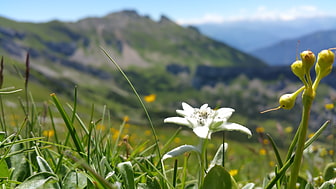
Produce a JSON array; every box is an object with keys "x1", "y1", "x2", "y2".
[{"x1": 191, "y1": 108, "x2": 214, "y2": 126}]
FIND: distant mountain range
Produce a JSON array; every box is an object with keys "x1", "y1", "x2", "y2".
[
  {"x1": 196, "y1": 17, "x2": 336, "y2": 65},
  {"x1": 251, "y1": 30, "x2": 336, "y2": 65},
  {"x1": 0, "y1": 10, "x2": 264, "y2": 72},
  {"x1": 0, "y1": 10, "x2": 267, "y2": 122}
]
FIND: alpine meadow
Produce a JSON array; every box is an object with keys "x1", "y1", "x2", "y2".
[{"x1": 0, "y1": 10, "x2": 336, "y2": 188}]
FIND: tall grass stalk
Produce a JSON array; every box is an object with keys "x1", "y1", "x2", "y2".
[
  {"x1": 100, "y1": 48, "x2": 161, "y2": 158},
  {"x1": 0, "y1": 56, "x2": 5, "y2": 133}
]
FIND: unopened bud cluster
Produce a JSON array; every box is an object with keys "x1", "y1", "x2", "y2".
[{"x1": 279, "y1": 49, "x2": 335, "y2": 110}]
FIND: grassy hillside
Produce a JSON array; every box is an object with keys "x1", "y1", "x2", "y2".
[
  {"x1": 1, "y1": 10, "x2": 335, "y2": 143},
  {"x1": 0, "y1": 10, "x2": 268, "y2": 123}
]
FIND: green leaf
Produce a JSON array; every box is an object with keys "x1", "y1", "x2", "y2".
[
  {"x1": 16, "y1": 172, "x2": 60, "y2": 189},
  {"x1": 117, "y1": 161, "x2": 135, "y2": 189},
  {"x1": 242, "y1": 183, "x2": 255, "y2": 189},
  {"x1": 162, "y1": 145, "x2": 199, "y2": 160},
  {"x1": 203, "y1": 165, "x2": 237, "y2": 189},
  {"x1": 266, "y1": 134, "x2": 283, "y2": 168},
  {"x1": 62, "y1": 170, "x2": 87, "y2": 189},
  {"x1": 0, "y1": 131, "x2": 5, "y2": 142},
  {"x1": 0, "y1": 159, "x2": 9, "y2": 178},
  {"x1": 36, "y1": 156, "x2": 53, "y2": 173},
  {"x1": 8, "y1": 143, "x2": 29, "y2": 182},
  {"x1": 318, "y1": 182, "x2": 334, "y2": 189},
  {"x1": 145, "y1": 175, "x2": 161, "y2": 189},
  {"x1": 305, "y1": 183, "x2": 314, "y2": 189},
  {"x1": 207, "y1": 143, "x2": 227, "y2": 172},
  {"x1": 50, "y1": 93, "x2": 84, "y2": 156},
  {"x1": 323, "y1": 162, "x2": 336, "y2": 181}
]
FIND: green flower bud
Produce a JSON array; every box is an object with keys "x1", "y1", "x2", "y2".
[
  {"x1": 279, "y1": 93, "x2": 297, "y2": 110},
  {"x1": 291, "y1": 60, "x2": 305, "y2": 80},
  {"x1": 300, "y1": 50, "x2": 316, "y2": 73},
  {"x1": 316, "y1": 49, "x2": 335, "y2": 78},
  {"x1": 261, "y1": 86, "x2": 304, "y2": 113}
]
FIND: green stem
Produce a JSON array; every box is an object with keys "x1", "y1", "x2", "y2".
[
  {"x1": 288, "y1": 89, "x2": 314, "y2": 188},
  {"x1": 222, "y1": 132, "x2": 226, "y2": 167},
  {"x1": 198, "y1": 138, "x2": 208, "y2": 188}
]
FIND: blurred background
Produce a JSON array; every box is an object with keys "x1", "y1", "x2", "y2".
[{"x1": 1, "y1": 0, "x2": 336, "y2": 144}]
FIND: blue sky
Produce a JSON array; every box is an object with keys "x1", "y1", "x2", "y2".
[{"x1": 2, "y1": 0, "x2": 336, "y2": 24}]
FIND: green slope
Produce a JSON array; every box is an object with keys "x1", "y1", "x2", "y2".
[{"x1": 0, "y1": 10, "x2": 268, "y2": 125}]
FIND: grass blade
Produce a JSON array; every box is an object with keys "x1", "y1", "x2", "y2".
[
  {"x1": 100, "y1": 47, "x2": 161, "y2": 159},
  {"x1": 266, "y1": 133, "x2": 283, "y2": 168},
  {"x1": 50, "y1": 93, "x2": 84, "y2": 157}
]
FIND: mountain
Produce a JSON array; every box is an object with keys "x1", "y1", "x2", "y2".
[
  {"x1": 250, "y1": 30, "x2": 336, "y2": 65},
  {"x1": 0, "y1": 10, "x2": 266, "y2": 123},
  {"x1": 1, "y1": 10, "x2": 335, "y2": 137},
  {"x1": 196, "y1": 17, "x2": 336, "y2": 52},
  {"x1": 0, "y1": 10, "x2": 265, "y2": 71}
]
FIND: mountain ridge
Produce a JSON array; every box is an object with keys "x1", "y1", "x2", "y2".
[
  {"x1": 0, "y1": 10, "x2": 266, "y2": 74},
  {"x1": 196, "y1": 17, "x2": 336, "y2": 53},
  {"x1": 0, "y1": 10, "x2": 266, "y2": 121},
  {"x1": 251, "y1": 29, "x2": 336, "y2": 65}
]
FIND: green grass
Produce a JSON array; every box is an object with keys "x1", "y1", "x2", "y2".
[{"x1": 0, "y1": 52, "x2": 335, "y2": 189}]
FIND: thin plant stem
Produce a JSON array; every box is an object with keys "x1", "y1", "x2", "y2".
[
  {"x1": 222, "y1": 131, "x2": 226, "y2": 167},
  {"x1": 198, "y1": 138, "x2": 208, "y2": 188},
  {"x1": 181, "y1": 153, "x2": 190, "y2": 189},
  {"x1": 0, "y1": 56, "x2": 5, "y2": 133},
  {"x1": 100, "y1": 48, "x2": 161, "y2": 158},
  {"x1": 288, "y1": 89, "x2": 314, "y2": 188}
]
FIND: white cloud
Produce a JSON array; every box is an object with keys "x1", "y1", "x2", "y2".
[
  {"x1": 177, "y1": 5, "x2": 330, "y2": 25},
  {"x1": 176, "y1": 13, "x2": 225, "y2": 25}
]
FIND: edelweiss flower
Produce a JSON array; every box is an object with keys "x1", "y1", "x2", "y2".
[{"x1": 164, "y1": 102, "x2": 252, "y2": 139}]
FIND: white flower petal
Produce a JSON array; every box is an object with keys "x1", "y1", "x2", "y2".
[
  {"x1": 162, "y1": 145, "x2": 200, "y2": 160},
  {"x1": 181, "y1": 102, "x2": 194, "y2": 113},
  {"x1": 176, "y1": 109, "x2": 187, "y2": 116},
  {"x1": 164, "y1": 117, "x2": 190, "y2": 127},
  {"x1": 215, "y1": 108, "x2": 235, "y2": 119},
  {"x1": 164, "y1": 102, "x2": 252, "y2": 139},
  {"x1": 200, "y1": 103, "x2": 209, "y2": 110},
  {"x1": 186, "y1": 117, "x2": 198, "y2": 128},
  {"x1": 193, "y1": 127, "x2": 211, "y2": 139},
  {"x1": 215, "y1": 123, "x2": 252, "y2": 137}
]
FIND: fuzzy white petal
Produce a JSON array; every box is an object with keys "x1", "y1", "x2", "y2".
[
  {"x1": 176, "y1": 109, "x2": 189, "y2": 116},
  {"x1": 215, "y1": 123, "x2": 252, "y2": 137},
  {"x1": 181, "y1": 102, "x2": 194, "y2": 113},
  {"x1": 162, "y1": 145, "x2": 200, "y2": 160},
  {"x1": 193, "y1": 127, "x2": 211, "y2": 139},
  {"x1": 215, "y1": 108, "x2": 235, "y2": 118},
  {"x1": 200, "y1": 103, "x2": 209, "y2": 110},
  {"x1": 164, "y1": 117, "x2": 190, "y2": 127}
]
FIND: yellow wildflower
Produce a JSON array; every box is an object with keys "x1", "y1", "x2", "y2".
[
  {"x1": 329, "y1": 149, "x2": 334, "y2": 156},
  {"x1": 284, "y1": 126, "x2": 293, "y2": 134},
  {"x1": 110, "y1": 128, "x2": 120, "y2": 140},
  {"x1": 229, "y1": 169, "x2": 238, "y2": 176},
  {"x1": 325, "y1": 103, "x2": 334, "y2": 110},
  {"x1": 123, "y1": 116, "x2": 129, "y2": 122},
  {"x1": 259, "y1": 148, "x2": 267, "y2": 156},
  {"x1": 319, "y1": 148, "x2": 328, "y2": 157},
  {"x1": 269, "y1": 161, "x2": 275, "y2": 167},
  {"x1": 96, "y1": 124, "x2": 106, "y2": 131},
  {"x1": 263, "y1": 139, "x2": 270, "y2": 145},
  {"x1": 144, "y1": 130, "x2": 152, "y2": 136},
  {"x1": 173, "y1": 137, "x2": 181, "y2": 144},
  {"x1": 43, "y1": 130, "x2": 54, "y2": 138},
  {"x1": 144, "y1": 94, "x2": 156, "y2": 103},
  {"x1": 256, "y1": 126, "x2": 265, "y2": 133}
]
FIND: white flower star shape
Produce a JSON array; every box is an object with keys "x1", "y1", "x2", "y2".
[{"x1": 164, "y1": 102, "x2": 252, "y2": 139}]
